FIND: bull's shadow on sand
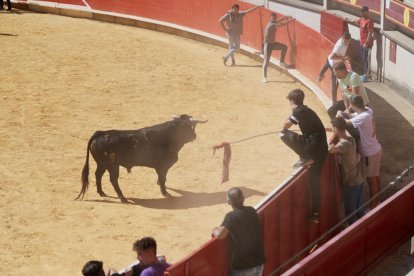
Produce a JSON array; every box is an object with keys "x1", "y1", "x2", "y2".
[{"x1": 85, "y1": 186, "x2": 266, "y2": 209}]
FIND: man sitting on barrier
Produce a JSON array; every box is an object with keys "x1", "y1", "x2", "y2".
[
  {"x1": 280, "y1": 88, "x2": 328, "y2": 222},
  {"x1": 212, "y1": 187, "x2": 265, "y2": 276}
]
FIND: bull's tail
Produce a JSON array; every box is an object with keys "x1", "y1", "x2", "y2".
[{"x1": 76, "y1": 131, "x2": 101, "y2": 200}]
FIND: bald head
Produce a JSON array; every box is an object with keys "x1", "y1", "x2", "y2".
[{"x1": 227, "y1": 187, "x2": 244, "y2": 208}]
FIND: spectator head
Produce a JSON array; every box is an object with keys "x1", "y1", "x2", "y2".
[
  {"x1": 270, "y1": 12, "x2": 277, "y2": 22},
  {"x1": 333, "y1": 62, "x2": 348, "y2": 79},
  {"x1": 342, "y1": 32, "x2": 351, "y2": 46},
  {"x1": 82, "y1": 260, "x2": 105, "y2": 276},
  {"x1": 361, "y1": 6, "x2": 369, "y2": 17},
  {"x1": 350, "y1": 95, "x2": 365, "y2": 110},
  {"x1": 227, "y1": 187, "x2": 245, "y2": 208},
  {"x1": 133, "y1": 237, "x2": 158, "y2": 265},
  {"x1": 232, "y1": 4, "x2": 240, "y2": 13},
  {"x1": 331, "y1": 117, "x2": 347, "y2": 134},
  {"x1": 287, "y1": 89, "x2": 305, "y2": 106}
]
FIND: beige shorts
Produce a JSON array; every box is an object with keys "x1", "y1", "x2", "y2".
[{"x1": 360, "y1": 148, "x2": 382, "y2": 178}]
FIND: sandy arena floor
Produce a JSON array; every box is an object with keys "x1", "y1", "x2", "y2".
[{"x1": 1, "y1": 11, "x2": 333, "y2": 275}]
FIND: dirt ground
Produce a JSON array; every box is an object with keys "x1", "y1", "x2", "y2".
[
  {"x1": 0, "y1": 11, "x2": 331, "y2": 275},
  {"x1": 2, "y1": 9, "x2": 413, "y2": 276}
]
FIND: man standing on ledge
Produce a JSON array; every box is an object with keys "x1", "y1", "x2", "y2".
[
  {"x1": 212, "y1": 187, "x2": 265, "y2": 276},
  {"x1": 280, "y1": 89, "x2": 328, "y2": 222},
  {"x1": 262, "y1": 12, "x2": 294, "y2": 83},
  {"x1": 219, "y1": 4, "x2": 261, "y2": 66}
]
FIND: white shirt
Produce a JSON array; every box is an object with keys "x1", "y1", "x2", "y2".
[
  {"x1": 350, "y1": 107, "x2": 382, "y2": 156},
  {"x1": 328, "y1": 38, "x2": 349, "y2": 66}
]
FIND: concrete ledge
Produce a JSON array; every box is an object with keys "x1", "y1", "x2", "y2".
[
  {"x1": 93, "y1": 13, "x2": 116, "y2": 23},
  {"x1": 115, "y1": 16, "x2": 136, "y2": 27},
  {"x1": 28, "y1": 3, "x2": 59, "y2": 15},
  {"x1": 135, "y1": 20, "x2": 157, "y2": 31},
  {"x1": 60, "y1": 8, "x2": 92, "y2": 19}
]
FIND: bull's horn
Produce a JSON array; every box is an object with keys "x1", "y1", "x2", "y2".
[
  {"x1": 190, "y1": 118, "x2": 208, "y2": 124},
  {"x1": 171, "y1": 115, "x2": 180, "y2": 120}
]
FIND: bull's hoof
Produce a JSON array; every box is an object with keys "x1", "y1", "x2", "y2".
[
  {"x1": 98, "y1": 191, "x2": 108, "y2": 197},
  {"x1": 120, "y1": 197, "x2": 129, "y2": 203},
  {"x1": 162, "y1": 190, "x2": 171, "y2": 197}
]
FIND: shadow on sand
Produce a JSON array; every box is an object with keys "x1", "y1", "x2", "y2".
[{"x1": 83, "y1": 186, "x2": 267, "y2": 209}]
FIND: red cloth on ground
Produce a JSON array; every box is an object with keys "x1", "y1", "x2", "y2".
[{"x1": 212, "y1": 142, "x2": 232, "y2": 184}]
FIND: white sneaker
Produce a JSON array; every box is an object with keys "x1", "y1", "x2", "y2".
[
  {"x1": 280, "y1": 62, "x2": 288, "y2": 68},
  {"x1": 262, "y1": 77, "x2": 268, "y2": 83},
  {"x1": 292, "y1": 158, "x2": 314, "y2": 169}
]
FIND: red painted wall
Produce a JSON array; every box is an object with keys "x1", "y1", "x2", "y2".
[{"x1": 283, "y1": 180, "x2": 414, "y2": 276}]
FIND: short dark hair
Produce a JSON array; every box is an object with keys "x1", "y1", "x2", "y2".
[
  {"x1": 287, "y1": 89, "x2": 305, "y2": 105},
  {"x1": 227, "y1": 187, "x2": 244, "y2": 207},
  {"x1": 82, "y1": 260, "x2": 103, "y2": 276},
  {"x1": 350, "y1": 95, "x2": 365, "y2": 109},
  {"x1": 333, "y1": 61, "x2": 347, "y2": 72},
  {"x1": 232, "y1": 4, "x2": 239, "y2": 9},
  {"x1": 331, "y1": 117, "x2": 347, "y2": 131},
  {"x1": 271, "y1": 12, "x2": 277, "y2": 17},
  {"x1": 343, "y1": 32, "x2": 351, "y2": 39},
  {"x1": 361, "y1": 6, "x2": 369, "y2": 12},
  {"x1": 133, "y1": 237, "x2": 157, "y2": 253}
]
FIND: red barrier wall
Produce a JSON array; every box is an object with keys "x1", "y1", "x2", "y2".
[
  {"x1": 283, "y1": 180, "x2": 414, "y2": 276},
  {"x1": 165, "y1": 154, "x2": 341, "y2": 275}
]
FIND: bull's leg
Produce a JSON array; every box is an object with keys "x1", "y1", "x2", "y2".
[
  {"x1": 95, "y1": 164, "x2": 107, "y2": 197},
  {"x1": 108, "y1": 165, "x2": 128, "y2": 203},
  {"x1": 156, "y1": 168, "x2": 170, "y2": 196}
]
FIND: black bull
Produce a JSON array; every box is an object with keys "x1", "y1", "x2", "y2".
[{"x1": 76, "y1": 115, "x2": 207, "y2": 202}]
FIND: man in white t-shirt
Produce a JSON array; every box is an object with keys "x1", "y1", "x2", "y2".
[
  {"x1": 317, "y1": 32, "x2": 351, "y2": 104},
  {"x1": 338, "y1": 95, "x2": 382, "y2": 209}
]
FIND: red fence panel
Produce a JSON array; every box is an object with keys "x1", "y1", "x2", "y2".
[{"x1": 283, "y1": 180, "x2": 414, "y2": 276}]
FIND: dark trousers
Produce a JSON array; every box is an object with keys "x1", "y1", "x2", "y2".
[
  {"x1": 263, "y1": 42, "x2": 287, "y2": 78},
  {"x1": 327, "y1": 101, "x2": 360, "y2": 142},
  {"x1": 341, "y1": 184, "x2": 364, "y2": 225},
  {"x1": 318, "y1": 59, "x2": 338, "y2": 103},
  {"x1": 360, "y1": 45, "x2": 371, "y2": 77},
  {"x1": 280, "y1": 129, "x2": 328, "y2": 213},
  {"x1": 1, "y1": 0, "x2": 11, "y2": 10}
]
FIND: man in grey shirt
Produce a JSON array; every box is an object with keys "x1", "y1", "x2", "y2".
[
  {"x1": 262, "y1": 13, "x2": 294, "y2": 83},
  {"x1": 219, "y1": 4, "x2": 261, "y2": 66}
]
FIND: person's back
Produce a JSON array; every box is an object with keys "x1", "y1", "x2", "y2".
[
  {"x1": 212, "y1": 187, "x2": 265, "y2": 275},
  {"x1": 222, "y1": 205, "x2": 265, "y2": 270},
  {"x1": 292, "y1": 105, "x2": 328, "y2": 161},
  {"x1": 140, "y1": 262, "x2": 170, "y2": 276}
]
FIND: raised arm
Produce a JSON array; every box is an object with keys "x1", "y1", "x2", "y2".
[{"x1": 244, "y1": 5, "x2": 262, "y2": 14}]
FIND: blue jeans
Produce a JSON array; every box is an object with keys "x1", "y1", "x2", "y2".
[
  {"x1": 230, "y1": 264, "x2": 264, "y2": 276},
  {"x1": 341, "y1": 183, "x2": 364, "y2": 225},
  {"x1": 224, "y1": 34, "x2": 240, "y2": 62},
  {"x1": 360, "y1": 45, "x2": 371, "y2": 77}
]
